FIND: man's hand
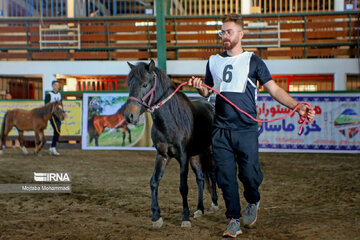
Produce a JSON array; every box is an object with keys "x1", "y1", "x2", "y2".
[
  {"x1": 297, "y1": 104, "x2": 316, "y2": 121},
  {"x1": 188, "y1": 76, "x2": 210, "y2": 97},
  {"x1": 188, "y1": 76, "x2": 203, "y2": 89}
]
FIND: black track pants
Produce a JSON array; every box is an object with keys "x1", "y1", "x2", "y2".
[
  {"x1": 212, "y1": 127, "x2": 263, "y2": 219},
  {"x1": 50, "y1": 116, "x2": 61, "y2": 148}
]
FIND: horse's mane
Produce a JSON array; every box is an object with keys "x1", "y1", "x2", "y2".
[
  {"x1": 128, "y1": 62, "x2": 176, "y2": 91},
  {"x1": 156, "y1": 68, "x2": 193, "y2": 134},
  {"x1": 129, "y1": 62, "x2": 193, "y2": 133},
  {"x1": 34, "y1": 102, "x2": 54, "y2": 118}
]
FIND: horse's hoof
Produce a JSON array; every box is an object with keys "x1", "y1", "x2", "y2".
[
  {"x1": 193, "y1": 209, "x2": 203, "y2": 218},
  {"x1": 209, "y1": 202, "x2": 219, "y2": 212},
  {"x1": 20, "y1": 146, "x2": 29, "y2": 155},
  {"x1": 181, "y1": 221, "x2": 191, "y2": 228},
  {"x1": 152, "y1": 217, "x2": 163, "y2": 228}
]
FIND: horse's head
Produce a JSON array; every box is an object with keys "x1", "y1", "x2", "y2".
[
  {"x1": 52, "y1": 101, "x2": 66, "y2": 121},
  {"x1": 124, "y1": 60, "x2": 157, "y2": 124}
]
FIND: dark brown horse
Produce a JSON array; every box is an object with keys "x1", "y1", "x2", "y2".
[
  {"x1": 124, "y1": 60, "x2": 218, "y2": 228},
  {"x1": 88, "y1": 104, "x2": 131, "y2": 146},
  {"x1": 0, "y1": 101, "x2": 65, "y2": 155}
]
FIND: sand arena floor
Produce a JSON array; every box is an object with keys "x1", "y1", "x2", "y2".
[{"x1": 0, "y1": 149, "x2": 359, "y2": 240}]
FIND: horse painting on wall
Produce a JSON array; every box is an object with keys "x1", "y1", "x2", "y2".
[{"x1": 84, "y1": 95, "x2": 145, "y2": 149}]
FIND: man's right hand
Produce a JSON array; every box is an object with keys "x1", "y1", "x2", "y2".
[
  {"x1": 188, "y1": 76, "x2": 203, "y2": 89},
  {"x1": 188, "y1": 76, "x2": 210, "y2": 97}
]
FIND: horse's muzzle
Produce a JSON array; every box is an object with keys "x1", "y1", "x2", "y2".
[
  {"x1": 125, "y1": 112, "x2": 135, "y2": 124},
  {"x1": 124, "y1": 103, "x2": 141, "y2": 125},
  {"x1": 59, "y1": 112, "x2": 66, "y2": 121}
]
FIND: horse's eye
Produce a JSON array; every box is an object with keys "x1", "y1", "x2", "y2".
[{"x1": 142, "y1": 83, "x2": 148, "y2": 88}]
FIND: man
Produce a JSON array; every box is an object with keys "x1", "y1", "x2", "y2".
[
  {"x1": 44, "y1": 80, "x2": 62, "y2": 156},
  {"x1": 189, "y1": 14, "x2": 315, "y2": 238}
]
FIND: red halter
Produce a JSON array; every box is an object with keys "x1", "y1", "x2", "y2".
[{"x1": 128, "y1": 73, "x2": 157, "y2": 112}]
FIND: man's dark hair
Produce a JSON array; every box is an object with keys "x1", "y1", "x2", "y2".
[
  {"x1": 52, "y1": 80, "x2": 60, "y2": 86},
  {"x1": 222, "y1": 13, "x2": 244, "y2": 29}
]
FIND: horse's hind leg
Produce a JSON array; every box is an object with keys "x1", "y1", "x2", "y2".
[
  {"x1": 34, "y1": 130, "x2": 40, "y2": 154},
  {"x1": 89, "y1": 131, "x2": 99, "y2": 146},
  {"x1": 150, "y1": 152, "x2": 169, "y2": 228},
  {"x1": 18, "y1": 130, "x2": 28, "y2": 155},
  {"x1": 0, "y1": 119, "x2": 13, "y2": 153},
  {"x1": 179, "y1": 154, "x2": 191, "y2": 228},
  {"x1": 190, "y1": 157, "x2": 205, "y2": 218}
]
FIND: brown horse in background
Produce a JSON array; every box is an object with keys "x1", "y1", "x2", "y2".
[
  {"x1": 0, "y1": 101, "x2": 65, "y2": 155},
  {"x1": 88, "y1": 105, "x2": 131, "y2": 146}
]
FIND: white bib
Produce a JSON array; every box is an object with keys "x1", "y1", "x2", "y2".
[
  {"x1": 49, "y1": 91, "x2": 62, "y2": 102},
  {"x1": 209, "y1": 52, "x2": 253, "y2": 93}
]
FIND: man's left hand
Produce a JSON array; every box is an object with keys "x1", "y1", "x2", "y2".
[{"x1": 297, "y1": 104, "x2": 315, "y2": 121}]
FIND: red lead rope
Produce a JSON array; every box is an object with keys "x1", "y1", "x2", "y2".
[{"x1": 151, "y1": 81, "x2": 314, "y2": 135}]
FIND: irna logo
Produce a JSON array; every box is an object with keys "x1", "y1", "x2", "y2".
[{"x1": 34, "y1": 172, "x2": 71, "y2": 182}]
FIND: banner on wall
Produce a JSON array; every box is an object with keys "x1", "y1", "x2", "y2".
[
  {"x1": 0, "y1": 100, "x2": 82, "y2": 136},
  {"x1": 258, "y1": 93, "x2": 360, "y2": 153},
  {"x1": 82, "y1": 93, "x2": 153, "y2": 150},
  {"x1": 81, "y1": 92, "x2": 359, "y2": 153}
]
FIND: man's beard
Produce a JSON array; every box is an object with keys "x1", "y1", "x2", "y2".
[{"x1": 223, "y1": 39, "x2": 239, "y2": 50}]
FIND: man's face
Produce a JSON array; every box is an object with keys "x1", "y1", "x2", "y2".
[
  {"x1": 220, "y1": 22, "x2": 244, "y2": 51},
  {"x1": 53, "y1": 82, "x2": 60, "y2": 92}
]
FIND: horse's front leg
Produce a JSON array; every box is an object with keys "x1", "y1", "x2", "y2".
[
  {"x1": 121, "y1": 130, "x2": 125, "y2": 146},
  {"x1": 34, "y1": 130, "x2": 40, "y2": 154},
  {"x1": 127, "y1": 127, "x2": 132, "y2": 143},
  {"x1": 35, "y1": 130, "x2": 46, "y2": 154},
  {"x1": 150, "y1": 152, "x2": 169, "y2": 228},
  {"x1": 179, "y1": 154, "x2": 191, "y2": 227},
  {"x1": 95, "y1": 135, "x2": 99, "y2": 146},
  {"x1": 190, "y1": 157, "x2": 204, "y2": 218}
]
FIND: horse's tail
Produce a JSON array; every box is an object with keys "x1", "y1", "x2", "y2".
[
  {"x1": 1, "y1": 112, "x2": 8, "y2": 147},
  {"x1": 199, "y1": 149, "x2": 215, "y2": 194},
  {"x1": 199, "y1": 149, "x2": 219, "y2": 207}
]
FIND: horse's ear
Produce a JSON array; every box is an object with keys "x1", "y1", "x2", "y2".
[
  {"x1": 149, "y1": 60, "x2": 155, "y2": 72},
  {"x1": 127, "y1": 62, "x2": 136, "y2": 71}
]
